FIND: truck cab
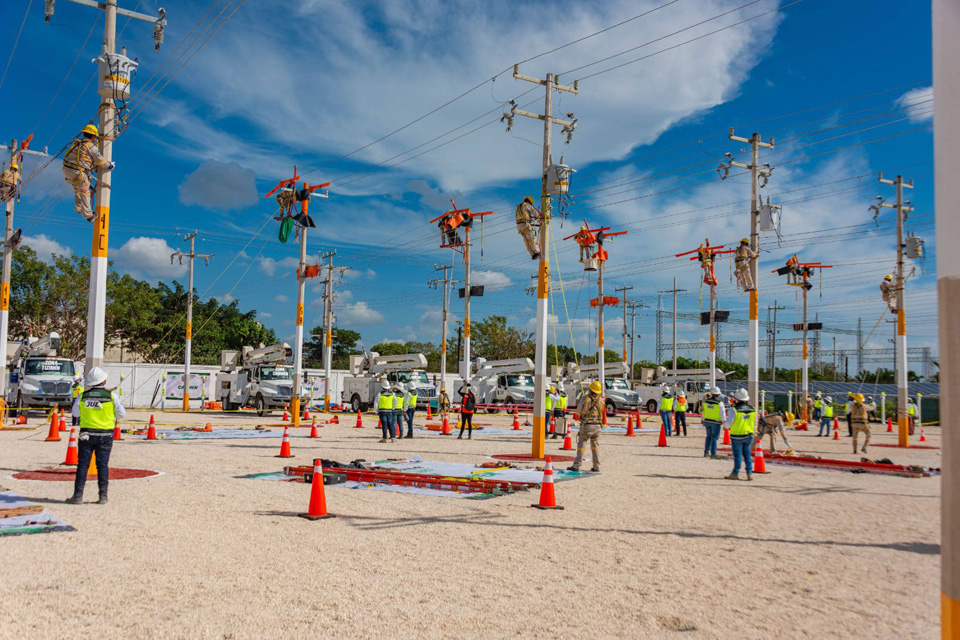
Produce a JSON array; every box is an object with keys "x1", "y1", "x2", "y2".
[
  {"x1": 217, "y1": 344, "x2": 301, "y2": 416},
  {"x1": 385, "y1": 370, "x2": 436, "y2": 408},
  {"x1": 7, "y1": 333, "x2": 76, "y2": 415}
]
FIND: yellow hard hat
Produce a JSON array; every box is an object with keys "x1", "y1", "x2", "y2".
[
  {"x1": 855, "y1": 393, "x2": 865, "y2": 402},
  {"x1": 81, "y1": 124, "x2": 99, "y2": 137},
  {"x1": 884, "y1": 274, "x2": 893, "y2": 281},
  {"x1": 523, "y1": 196, "x2": 534, "y2": 204},
  {"x1": 549, "y1": 385, "x2": 556, "y2": 393},
  {"x1": 440, "y1": 387, "x2": 446, "y2": 392},
  {"x1": 9, "y1": 162, "x2": 18, "y2": 171},
  {"x1": 579, "y1": 225, "x2": 586, "y2": 231},
  {"x1": 589, "y1": 380, "x2": 602, "y2": 394},
  {"x1": 740, "y1": 237, "x2": 749, "y2": 244}
]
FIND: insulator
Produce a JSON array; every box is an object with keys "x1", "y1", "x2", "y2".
[
  {"x1": 154, "y1": 9, "x2": 167, "y2": 50},
  {"x1": 44, "y1": 0, "x2": 55, "y2": 21}
]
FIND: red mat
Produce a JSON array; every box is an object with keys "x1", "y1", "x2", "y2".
[
  {"x1": 490, "y1": 454, "x2": 575, "y2": 462},
  {"x1": 12, "y1": 467, "x2": 161, "y2": 481}
]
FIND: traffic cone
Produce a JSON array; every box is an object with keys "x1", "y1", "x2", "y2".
[
  {"x1": 146, "y1": 415, "x2": 157, "y2": 440},
  {"x1": 328, "y1": 415, "x2": 338, "y2": 424},
  {"x1": 531, "y1": 456, "x2": 563, "y2": 510},
  {"x1": 355, "y1": 411, "x2": 363, "y2": 428},
  {"x1": 45, "y1": 410, "x2": 61, "y2": 442},
  {"x1": 113, "y1": 425, "x2": 122, "y2": 441},
  {"x1": 298, "y1": 459, "x2": 335, "y2": 520},
  {"x1": 512, "y1": 412, "x2": 520, "y2": 430},
  {"x1": 58, "y1": 411, "x2": 66, "y2": 432},
  {"x1": 426, "y1": 403, "x2": 432, "y2": 419},
  {"x1": 282, "y1": 410, "x2": 289, "y2": 422},
  {"x1": 561, "y1": 430, "x2": 573, "y2": 450},
  {"x1": 16, "y1": 415, "x2": 26, "y2": 425},
  {"x1": 625, "y1": 415, "x2": 635, "y2": 437},
  {"x1": 753, "y1": 441, "x2": 768, "y2": 473},
  {"x1": 887, "y1": 417, "x2": 893, "y2": 432},
  {"x1": 603, "y1": 409, "x2": 608, "y2": 426},
  {"x1": 722, "y1": 426, "x2": 731, "y2": 445},
  {"x1": 920, "y1": 428, "x2": 927, "y2": 442},
  {"x1": 441, "y1": 414, "x2": 452, "y2": 435},
  {"x1": 63, "y1": 428, "x2": 78, "y2": 465},
  {"x1": 549, "y1": 415, "x2": 556, "y2": 435},
  {"x1": 88, "y1": 453, "x2": 97, "y2": 477},
  {"x1": 277, "y1": 426, "x2": 294, "y2": 458},
  {"x1": 303, "y1": 409, "x2": 311, "y2": 422},
  {"x1": 832, "y1": 420, "x2": 840, "y2": 440},
  {"x1": 310, "y1": 419, "x2": 319, "y2": 438},
  {"x1": 657, "y1": 422, "x2": 668, "y2": 447}
]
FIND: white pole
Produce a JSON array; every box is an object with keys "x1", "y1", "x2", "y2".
[
  {"x1": 291, "y1": 194, "x2": 308, "y2": 428},
  {"x1": 183, "y1": 233, "x2": 195, "y2": 412},
  {"x1": 462, "y1": 224, "x2": 471, "y2": 386},
  {"x1": 323, "y1": 253, "x2": 334, "y2": 410},
  {"x1": 531, "y1": 73, "x2": 553, "y2": 459}
]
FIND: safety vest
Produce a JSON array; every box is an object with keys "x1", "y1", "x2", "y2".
[
  {"x1": 545, "y1": 394, "x2": 554, "y2": 411},
  {"x1": 71, "y1": 384, "x2": 83, "y2": 400},
  {"x1": 660, "y1": 396, "x2": 674, "y2": 411},
  {"x1": 730, "y1": 404, "x2": 757, "y2": 436},
  {"x1": 392, "y1": 393, "x2": 404, "y2": 409},
  {"x1": 908, "y1": 404, "x2": 916, "y2": 416},
  {"x1": 823, "y1": 404, "x2": 834, "y2": 419},
  {"x1": 814, "y1": 399, "x2": 822, "y2": 409},
  {"x1": 675, "y1": 397, "x2": 687, "y2": 412},
  {"x1": 64, "y1": 138, "x2": 97, "y2": 171},
  {"x1": 407, "y1": 392, "x2": 418, "y2": 408},
  {"x1": 377, "y1": 393, "x2": 395, "y2": 410},
  {"x1": 702, "y1": 399, "x2": 722, "y2": 423},
  {"x1": 558, "y1": 394, "x2": 568, "y2": 410},
  {"x1": 78, "y1": 387, "x2": 116, "y2": 431}
]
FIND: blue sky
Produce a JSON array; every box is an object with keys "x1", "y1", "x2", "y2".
[{"x1": 0, "y1": 0, "x2": 937, "y2": 373}]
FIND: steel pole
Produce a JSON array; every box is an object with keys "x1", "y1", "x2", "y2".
[
  {"x1": 532, "y1": 73, "x2": 553, "y2": 459},
  {"x1": 182, "y1": 233, "x2": 195, "y2": 412},
  {"x1": 462, "y1": 226, "x2": 471, "y2": 386},
  {"x1": 748, "y1": 133, "x2": 761, "y2": 409},
  {"x1": 291, "y1": 189, "x2": 309, "y2": 428}
]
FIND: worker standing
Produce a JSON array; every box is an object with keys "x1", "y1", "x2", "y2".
[
  {"x1": 574, "y1": 225, "x2": 596, "y2": 263},
  {"x1": 813, "y1": 392, "x2": 823, "y2": 422},
  {"x1": 555, "y1": 383, "x2": 569, "y2": 437},
  {"x1": 514, "y1": 196, "x2": 541, "y2": 260},
  {"x1": 70, "y1": 375, "x2": 83, "y2": 427},
  {"x1": 734, "y1": 238, "x2": 757, "y2": 291},
  {"x1": 851, "y1": 393, "x2": 871, "y2": 453},
  {"x1": 375, "y1": 381, "x2": 395, "y2": 443},
  {"x1": 457, "y1": 384, "x2": 476, "y2": 439},
  {"x1": 804, "y1": 394, "x2": 814, "y2": 423},
  {"x1": 437, "y1": 386, "x2": 451, "y2": 415},
  {"x1": 569, "y1": 380, "x2": 604, "y2": 473},
  {"x1": 907, "y1": 397, "x2": 918, "y2": 435},
  {"x1": 546, "y1": 385, "x2": 558, "y2": 437},
  {"x1": 658, "y1": 388, "x2": 674, "y2": 437},
  {"x1": 844, "y1": 392, "x2": 854, "y2": 437},
  {"x1": 674, "y1": 390, "x2": 688, "y2": 436},
  {"x1": 817, "y1": 396, "x2": 834, "y2": 437},
  {"x1": 61, "y1": 124, "x2": 114, "y2": 222},
  {"x1": 65, "y1": 367, "x2": 124, "y2": 504},
  {"x1": 402, "y1": 381, "x2": 418, "y2": 439},
  {"x1": 725, "y1": 388, "x2": 757, "y2": 481},
  {"x1": 0, "y1": 162, "x2": 20, "y2": 203},
  {"x1": 701, "y1": 386, "x2": 726, "y2": 458},
  {"x1": 391, "y1": 383, "x2": 405, "y2": 440}
]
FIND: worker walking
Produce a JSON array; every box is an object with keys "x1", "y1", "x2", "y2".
[
  {"x1": 725, "y1": 388, "x2": 757, "y2": 481},
  {"x1": 851, "y1": 393, "x2": 871, "y2": 453},
  {"x1": 402, "y1": 381, "x2": 418, "y2": 439},
  {"x1": 817, "y1": 396, "x2": 834, "y2": 437},
  {"x1": 457, "y1": 384, "x2": 477, "y2": 439},
  {"x1": 66, "y1": 367, "x2": 125, "y2": 504},
  {"x1": 376, "y1": 381, "x2": 395, "y2": 443},
  {"x1": 437, "y1": 386, "x2": 451, "y2": 415},
  {"x1": 515, "y1": 196, "x2": 541, "y2": 260},
  {"x1": 734, "y1": 238, "x2": 757, "y2": 291},
  {"x1": 61, "y1": 124, "x2": 114, "y2": 222},
  {"x1": 391, "y1": 383, "x2": 405, "y2": 439},
  {"x1": 0, "y1": 162, "x2": 20, "y2": 203},
  {"x1": 674, "y1": 390, "x2": 688, "y2": 436},
  {"x1": 658, "y1": 388, "x2": 674, "y2": 437},
  {"x1": 701, "y1": 386, "x2": 726, "y2": 458},
  {"x1": 569, "y1": 380, "x2": 604, "y2": 473}
]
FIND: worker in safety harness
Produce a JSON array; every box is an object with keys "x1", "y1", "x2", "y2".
[
  {"x1": 569, "y1": 380, "x2": 604, "y2": 473},
  {"x1": 515, "y1": 196, "x2": 541, "y2": 260},
  {"x1": 851, "y1": 393, "x2": 870, "y2": 453},
  {"x1": 437, "y1": 386, "x2": 451, "y2": 415},
  {"x1": 574, "y1": 225, "x2": 596, "y2": 263},
  {"x1": 70, "y1": 375, "x2": 83, "y2": 426},
  {"x1": 66, "y1": 367, "x2": 125, "y2": 504},
  {"x1": 734, "y1": 238, "x2": 757, "y2": 291},
  {"x1": 0, "y1": 162, "x2": 19, "y2": 203},
  {"x1": 62, "y1": 124, "x2": 114, "y2": 222},
  {"x1": 696, "y1": 242, "x2": 719, "y2": 286},
  {"x1": 880, "y1": 274, "x2": 897, "y2": 313}
]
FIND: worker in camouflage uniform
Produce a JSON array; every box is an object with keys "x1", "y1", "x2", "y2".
[
  {"x1": 569, "y1": 380, "x2": 604, "y2": 473},
  {"x1": 734, "y1": 238, "x2": 757, "y2": 291},
  {"x1": 851, "y1": 393, "x2": 871, "y2": 454},
  {"x1": 62, "y1": 124, "x2": 114, "y2": 222}
]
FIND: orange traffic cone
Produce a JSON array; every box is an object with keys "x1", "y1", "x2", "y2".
[
  {"x1": 277, "y1": 426, "x2": 293, "y2": 458},
  {"x1": 531, "y1": 456, "x2": 563, "y2": 510},
  {"x1": 920, "y1": 428, "x2": 927, "y2": 442},
  {"x1": 45, "y1": 410, "x2": 61, "y2": 442},
  {"x1": 58, "y1": 410, "x2": 67, "y2": 432},
  {"x1": 304, "y1": 408, "x2": 311, "y2": 421},
  {"x1": 887, "y1": 417, "x2": 893, "y2": 432},
  {"x1": 625, "y1": 415, "x2": 635, "y2": 437},
  {"x1": 549, "y1": 415, "x2": 556, "y2": 435},
  {"x1": 298, "y1": 459, "x2": 335, "y2": 520},
  {"x1": 426, "y1": 403, "x2": 432, "y2": 419},
  {"x1": 722, "y1": 426, "x2": 731, "y2": 445},
  {"x1": 753, "y1": 441, "x2": 768, "y2": 473},
  {"x1": 113, "y1": 425, "x2": 122, "y2": 441},
  {"x1": 310, "y1": 419, "x2": 319, "y2": 438},
  {"x1": 63, "y1": 428, "x2": 78, "y2": 465},
  {"x1": 602, "y1": 408, "x2": 608, "y2": 426},
  {"x1": 282, "y1": 410, "x2": 289, "y2": 422},
  {"x1": 441, "y1": 414, "x2": 452, "y2": 435},
  {"x1": 512, "y1": 411, "x2": 520, "y2": 430},
  {"x1": 147, "y1": 414, "x2": 157, "y2": 440},
  {"x1": 355, "y1": 411, "x2": 363, "y2": 428},
  {"x1": 328, "y1": 415, "x2": 338, "y2": 424},
  {"x1": 657, "y1": 422, "x2": 668, "y2": 447},
  {"x1": 16, "y1": 415, "x2": 26, "y2": 425},
  {"x1": 832, "y1": 419, "x2": 840, "y2": 440},
  {"x1": 561, "y1": 430, "x2": 573, "y2": 450}
]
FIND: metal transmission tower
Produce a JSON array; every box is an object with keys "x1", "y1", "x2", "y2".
[
  {"x1": 319, "y1": 251, "x2": 347, "y2": 411},
  {"x1": 170, "y1": 232, "x2": 212, "y2": 412},
  {"x1": 503, "y1": 64, "x2": 579, "y2": 460},
  {"x1": 614, "y1": 285, "x2": 633, "y2": 367},
  {"x1": 766, "y1": 301, "x2": 786, "y2": 379},
  {"x1": 656, "y1": 295, "x2": 664, "y2": 364},
  {"x1": 657, "y1": 279, "x2": 687, "y2": 371},
  {"x1": 719, "y1": 129, "x2": 774, "y2": 409},
  {"x1": 871, "y1": 173, "x2": 914, "y2": 447},
  {"x1": 856, "y1": 317, "x2": 864, "y2": 374},
  {"x1": 0, "y1": 136, "x2": 47, "y2": 409},
  {"x1": 47, "y1": 0, "x2": 167, "y2": 373},
  {"x1": 428, "y1": 265, "x2": 458, "y2": 379}
]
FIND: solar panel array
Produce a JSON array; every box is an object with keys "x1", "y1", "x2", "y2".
[{"x1": 714, "y1": 381, "x2": 939, "y2": 398}]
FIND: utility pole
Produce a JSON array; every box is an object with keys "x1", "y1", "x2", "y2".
[
  {"x1": 873, "y1": 173, "x2": 914, "y2": 447},
  {"x1": 615, "y1": 285, "x2": 633, "y2": 367},
  {"x1": 50, "y1": 0, "x2": 167, "y2": 374},
  {"x1": 768, "y1": 301, "x2": 785, "y2": 381},
  {"x1": 934, "y1": 0, "x2": 959, "y2": 626},
  {"x1": 719, "y1": 129, "x2": 774, "y2": 409},
  {"x1": 625, "y1": 301, "x2": 643, "y2": 381},
  {"x1": 319, "y1": 251, "x2": 345, "y2": 411},
  {"x1": 171, "y1": 232, "x2": 212, "y2": 412},
  {"x1": 428, "y1": 264, "x2": 457, "y2": 379},
  {"x1": 503, "y1": 64, "x2": 579, "y2": 459},
  {"x1": 658, "y1": 280, "x2": 687, "y2": 371},
  {"x1": 0, "y1": 137, "x2": 47, "y2": 411}
]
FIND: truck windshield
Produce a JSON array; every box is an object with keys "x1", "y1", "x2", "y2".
[
  {"x1": 505, "y1": 374, "x2": 534, "y2": 387},
  {"x1": 25, "y1": 359, "x2": 75, "y2": 376},
  {"x1": 396, "y1": 371, "x2": 430, "y2": 385},
  {"x1": 692, "y1": 382, "x2": 710, "y2": 393},
  {"x1": 605, "y1": 378, "x2": 630, "y2": 390},
  {"x1": 260, "y1": 366, "x2": 293, "y2": 381}
]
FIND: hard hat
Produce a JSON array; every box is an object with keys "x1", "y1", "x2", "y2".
[
  {"x1": 855, "y1": 393, "x2": 865, "y2": 402},
  {"x1": 440, "y1": 387, "x2": 446, "y2": 392},
  {"x1": 381, "y1": 381, "x2": 390, "y2": 390},
  {"x1": 815, "y1": 392, "x2": 822, "y2": 397},
  {"x1": 557, "y1": 382, "x2": 565, "y2": 392},
  {"x1": 9, "y1": 162, "x2": 18, "y2": 171},
  {"x1": 470, "y1": 386, "x2": 477, "y2": 394},
  {"x1": 85, "y1": 367, "x2": 107, "y2": 387},
  {"x1": 549, "y1": 385, "x2": 556, "y2": 393},
  {"x1": 407, "y1": 382, "x2": 416, "y2": 391},
  {"x1": 579, "y1": 225, "x2": 586, "y2": 231},
  {"x1": 733, "y1": 388, "x2": 749, "y2": 402},
  {"x1": 523, "y1": 196, "x2": 534, "y2": 205},
  {"x1": 392, "y1": 383, "x2": 403, "y2": 391},
  {"x1": 661, "y1": 388, "x2": 671, "y2": 396},
  {"x1": 589, "y1": 380, "x2": 602, "y2": 394},
  {"x1": 884, "y1": 274, "x2": 893, "y2": 281},
  {"x1": 825, "y1": 396, "x2": 833, "y2": 403},
  {"x1": 711, "y1": 386, "x2": 721, "y2": 395},
  {"x1": 677, "y1": 390, "x2": 685, "y2": 397},
  {"x1": 81, "y1": 124, "x2": 99, "y2": 137},
  {"x1": 740, "y1": 237, "x2": 749, "y2": 245},
  {"x1": 909, "y1": 397, "x2": 915, "y2": 403}
]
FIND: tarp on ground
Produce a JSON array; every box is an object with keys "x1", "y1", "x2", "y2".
[{"x1": 0, "y1": 491, "x2": 75, "y2": 536}]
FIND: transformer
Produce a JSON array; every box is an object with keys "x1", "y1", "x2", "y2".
[
  {"x1": 96, "y1": 52, "x2": 139, "y2": 101},
  {"x1": 906, "y1": 233, "x2": 924, "y2": 259},
  {"x1": 545, "y1": 158, "x2": 575, "y2": 195},
  {"x1": 759, "y1": 202, "x2": 781, "y2": 232}
]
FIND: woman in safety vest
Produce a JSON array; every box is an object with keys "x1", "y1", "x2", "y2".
[
  {"x1": 725, "y1": 388, "x2": 757, "y2": 481},
  {"x1": 817, "y1": 396, "x2": 835, "y2": 437},
  {"x1": 701, "y1": 386, "x2": 726, "y2": 458},
  {"x1": 658, "y1": 388, "x2": 674, "y2": 437},
  {"x1": 674, "y1": 390, "x2": 688, "y2": 436},
  {"x1": 457, "y1": 384, "x2": 477, "y2": 439}
]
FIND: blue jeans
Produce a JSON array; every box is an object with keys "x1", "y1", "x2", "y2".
[
  {"x1": 818, "y1": 415, "x2": 832, "y2": 436},
  {"x1": 379, "y1": 411, "x2": 393, "y2": 438},
  {"x1": 730, "y1": 435, "x2": 754, "y2": 475},
  {"x1": 659, "y1": 411, "x2": 672, "y2": 436},
  {"x1": 404, "y1": 408, "x2": 415, "y2": 437},
  {"x1": 73, "y1": 431, "x2": 113, "y2": 497},
  {"x1": 703, "y1": 421, "x2": 722, "y2": 456}
]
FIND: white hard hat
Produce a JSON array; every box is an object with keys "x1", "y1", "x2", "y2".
[
  {"x1": 393, "y1": 383, "x2": 403, "y2": 391},
  {"x1": 557, "y1": 382, "x2": 565, "y2": 392},
  {"x1": 85, "y1": 367, "x2": 107, "y2": 387},
  {"x1": 733, "y1": 388, "x2": 749, "y2": 402},
  {"x1": 677, "y1": 390, "x2": 685, "y2": 397},
  {"x1": 407, "y1": 382, "x2": 417, "y2": 391},
  {"x1": 825, "y1": 396, "x2": 833, "y2": 403},
  {"x1": 710, "y1": 386, "x2": 721, "y2": 395},
  {"x1": 381, "y1": 381, "x2": 390, "y2": 390},
  {"x1": 470, "y1": 386, "x2": 477, "y2": 394}
]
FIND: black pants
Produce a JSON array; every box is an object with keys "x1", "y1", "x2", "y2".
[
  {"x1": 674, "y1": 411, "x2": 687, "y2": 436},
  {"x1": 846, "y1": 414, "x2": 852, "y2": 437},
  {"x1": 459, "y1": 412, "x2": 473, "y2": 437},
  {"x1": 73, "y1": 432, "x2": 113, "y2": 497}
]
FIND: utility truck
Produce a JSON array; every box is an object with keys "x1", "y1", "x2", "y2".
[
  {"x1": 6, "y1": 332, "x2": 77, "y2": 414},
  {"x1": 631, "y1": 366, "x2": 725, "y2": 413},
  {"x1": 340, "y1": 352, "x2": 435, "y2": 413},
  {"x1": 217, "y1": 343, "x2": 302, "y2": 416},
  {"x1": 471, "y1": 357, "x2": 535, "y2": 412},
  {"x1": 557, "y1": 361, "x2": 641, "y2": 416}
]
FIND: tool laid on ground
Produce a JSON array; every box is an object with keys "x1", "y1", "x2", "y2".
[
  {"x1": 282, "y1": 463, "x2": 538, "y2": 495},
  {"x1": 718, "y1": 448, "x2": 939, "y2": 477}
]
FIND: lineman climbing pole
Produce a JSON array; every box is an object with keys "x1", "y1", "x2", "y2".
[
  {"x1": 615, "y1": 285, "x2": 633, "y2": 368},
  {"x1": 50, "y1": 0, "x2": 167, "y2": 373},
  {"x1": 171, "y1": 232, "x2": 212, "y2": 412},
  {"x1": 319, "y1": 251, "x2": 345, "y2": 411},
  {"x1": 873, "y1": 173, "x2": 914, "y2": 448},
  {"x1": 719, "y1": 129, "x2": 774, "y2": 407},
  {"x1": 505, "y1": 65, "x2": 579, "y2": 459},
  {"x1": 428, "y1": 264, "x2": 458, "y2": 380}
]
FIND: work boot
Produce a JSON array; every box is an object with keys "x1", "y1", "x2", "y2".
[
  {"x1": 97, "y1": 494, "x2": 108, "y2": 505},
  {"x1": 83, "y1": 211, "x2": 96, "y2": 222},
  {"x1": 590, "y1": 467, "x2": 600, "y2": 473},
  {"x1": 65, "y1": 495, "x2": 83, "y2": 504},
  {"x1": 861, "y1": 446, "x2": 868, "y2": 453},
  {"x1": 468, "y1": 434, "x2": 471, "y2": 439},
  {"x1": 567, "y1": 466, "x2": 580, "y2": 472},
  {"x1": 746, "y1": 473, "x2": 753, "y2": 481},
  {"x1": 457, "y1": 435, "x2": 462, "y2": 439},
  {"x1": 725, "y1": 473, "x2": 739, "y2": 480},
  {"x1": 378, "y1": 438, "x2": 387, "y2": 443},
  {"x1": 390, "y1": 438, "x2": 395, "y2": 443},
  {"x1": 531, "y1": 252, "x2": 540, "y2": 260}
]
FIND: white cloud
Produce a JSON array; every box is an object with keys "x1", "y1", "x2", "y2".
[
  {"x1": 178, "y1": 161, "x2": 260, "y2": 210},
  {"x1": 274, "y1": 294, "x2": 288, "y2": 302},
  {"x1": 113, "y1": 237, "x2": 187, "y2": 279},
  {"x1": 218, "y1": 293, "x2": 236, "y2": 304},
  {"x1": 22, "y1": 234, "x2": 70, "y2": 262},
  {"x1": 895, "y1": 86, "x2": 933, "y2": 124},
  {"x1": 259, "y1": 256, "x2": 300, "y2": 277},
  {"x1": 337, "y1": 301, "x2": 385, "y2": 326},
  {"x1": 472, "y1": 269, "x2": 512, "y2": 288},
  {"x1": 259, "y1": 311, "x2": 273, "y2": 318},
  {"x1": 342, "y1": 267, "x2": 377, "y2": 280}
]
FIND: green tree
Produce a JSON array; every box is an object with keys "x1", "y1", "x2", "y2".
[
  {"x1": 304, "y1": 327, "x2": 362, "y2": 368},
  {"x1": 471, "y1": 315, "x2": 535, "y2": 360}
]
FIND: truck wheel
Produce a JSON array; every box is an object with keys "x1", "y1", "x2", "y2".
[
  {"x1": 646, "y1": 399, "x2": 658, "y2": 414},
  {"x1": 605, "y1": 400, "x2": 616, "y2": 417},
  {"x1": 351, "y1": 394, "x2": 362, "y2": 414},
  {"x1": 485, "y1": 403, "x2": 499, "y2": 414},
  {"x1": 255, "y1": 394, "x2": 267, "y2": 417},
  {"x1": 504, "y1": 397, "x2": 517, "y2": 412}
]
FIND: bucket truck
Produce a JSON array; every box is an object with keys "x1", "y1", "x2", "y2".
[
  {"x1": 556, "y1": 361, "x2": 642, "y2": 416},
  {"x1": 340, "y1": 352, "x2": 435, "y2": 413},
  {"x1": 7, "y1": 332, "x2": 77, "y2": 415},
  {"x1": 471, "y1": 357, "x2": 535, "y2": 412},
  {"x1": 217, "y1": 343, "x2": 302, "y2": 416},
  {"x1": 631, "y1": 366, "x2": 724, "y2": 413}
]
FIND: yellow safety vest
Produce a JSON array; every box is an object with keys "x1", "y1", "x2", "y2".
[
  {"x1": 71, "y1": 384, "x2": 83, "y2": 400},
  {"x1": 393, "y1": 393, "x2": 404, "y2": 409},
  {"x1": 675, "y1": 397, "x2": 687, "y2": 412},
  {"x1": 702, "y1": 399, "x2": 722, "y2": 423},
  {"x1": 377, "y1": 393, "x2": 395, "y2": 410},
  {"x1": 730, "y1": 405, "x2": 756, "y2": 436},
  {"x1": 814, "y1": 399, "x2": 822, "y2": 409},
  {"x1": 660, "y1": 396, "x2": 674, "y2": 411},
  {"x1": 408, "y1": 392, "x2": 418, "y2": 408},
  {"x1": 908, "y1": 404, "x2": 916, "y2": 416},
  {"x1": 558, "y1": 394, "x2": 568, "y2": 410},
  {"x1": 823, "y1": 405, "x2": 834, "y2": 419},
  {"x1": 545, "y1": 394, "x2": 554, "y2": 411},
  {"x1": 78, "y1": 388, "x2": 116, "y2": 431}
]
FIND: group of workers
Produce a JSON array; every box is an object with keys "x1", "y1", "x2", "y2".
[
  {"x1": 656, "y1": 388, "x2": 689, "y2": 436},
  {"x1": 374, "y1": 381, "x2": 420, "y2": 442}
]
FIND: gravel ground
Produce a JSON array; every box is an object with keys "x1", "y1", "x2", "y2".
[{"x1": 0, "y1": 409, "x2": 940, "y2": 639}]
